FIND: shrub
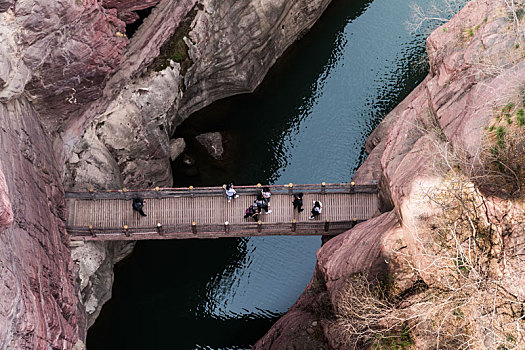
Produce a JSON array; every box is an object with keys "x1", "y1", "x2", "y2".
[
  {"x1": 482, "y1": 126, "x2": 525, "y2": 197},
  {"x1": 496, "y1": 126, "x2": 506, "y2": 148},
  {"x1": 517, "y1": 109, "x2": 525, "y2": 126}
]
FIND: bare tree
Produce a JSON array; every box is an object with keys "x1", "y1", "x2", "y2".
[
  {"x1": 336, "y1": 137, "x2": 525, "y2": 349},
  {"x1": 407, "y1": 0, "x2": 468, "y2": 36}
]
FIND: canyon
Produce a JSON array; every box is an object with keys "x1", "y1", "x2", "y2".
[{"x1": 2, "y1": 0, "x2": 525, "y2": 348}]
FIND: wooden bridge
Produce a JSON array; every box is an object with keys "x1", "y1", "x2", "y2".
[{"x1": 65, "y1": 183, "x2": 379, "y2": 241}]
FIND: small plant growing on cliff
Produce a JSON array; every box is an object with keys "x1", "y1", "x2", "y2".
[
  {"x1": 517, "y1": 109, "x2": 525, "y2": 126},
  {"x1": 481, "y1": 121, "x2": 525, "y2": 197},
  {"x1": 496, "y1": 126, "x2": 506, "y2": 148}
]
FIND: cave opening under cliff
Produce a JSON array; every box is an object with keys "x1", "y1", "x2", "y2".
[{"x1": 126, "y1": 7, "x2": 154, "y2": 38}]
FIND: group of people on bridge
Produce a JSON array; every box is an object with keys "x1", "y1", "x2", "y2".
[
  {"x1": 130, "y1": 184, "x2": 323, "y2": 221},
  {"x1": 225, "y1": 183, "x2": 323, "y2": 222}
]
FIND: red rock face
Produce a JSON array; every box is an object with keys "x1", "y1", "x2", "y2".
[
  {"x1": 0, "y1": 97, "x2": 86, "y2": 349},
  {"x1": 12, "y1": 0, "x2": 129, "y2": 133}
]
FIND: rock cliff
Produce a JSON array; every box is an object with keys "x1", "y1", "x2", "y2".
[
  {"x1": 0, "y1": 0, "x2": 334, "y2": 347},
  {"x1": 255, "y1": 0, "x2": 525, "y2": 348},
  {"x1": 0, "y1": 97, "x2": 86, "y2": 349}
]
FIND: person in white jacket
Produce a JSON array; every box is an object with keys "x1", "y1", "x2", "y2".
[
  {"x1": 225, "y1": 183, "x2": 239, "y2": 202},
  {"x1": 309, "y1": 200, "x2": 322, "y2": 220}
]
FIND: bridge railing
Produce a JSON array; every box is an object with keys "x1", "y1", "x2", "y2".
[
  {"x1": 65, "y1": 183, "x2": 378, "y2": 200},
  {"x1": 67, "y1": 219, "x2": 364, "y2": 240}
]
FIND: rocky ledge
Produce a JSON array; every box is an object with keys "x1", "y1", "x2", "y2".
[{"x1": 255, "y1": 0, "x2": 525, "y2": 348}]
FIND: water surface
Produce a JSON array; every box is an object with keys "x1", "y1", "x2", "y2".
[{"x1": 88, "y1": 0, "x2": 431, "y2": 348}]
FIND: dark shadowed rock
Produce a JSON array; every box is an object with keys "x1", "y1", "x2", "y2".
[
  {"x1": 196, "y1": 132, "x2": 223, "y2": 160},
  {"x1": 102, "y1": 0, "x2": 161, "y2": 24},
  {"x1": 0, "y1": 0, "x2": 13, "y2": 12}
]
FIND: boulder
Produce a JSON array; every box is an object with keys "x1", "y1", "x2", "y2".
[
  {"x1": 196, "y1": 132, "x2": 224, "y2": 160},
  {"x1": 169, "y1": 138, "x2": 186, "y2": 161}
]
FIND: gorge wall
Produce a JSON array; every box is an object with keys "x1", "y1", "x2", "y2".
[
  {"x1": 0, "y1": 0, "x2": 335, "y2": 347},
  {"x1": 255, "y1": 0, "x2": 525, "y2": 348}
]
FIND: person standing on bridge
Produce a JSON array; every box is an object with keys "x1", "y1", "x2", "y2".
[
  {"x1": 309, "y1": 200, "x2": 322, "y2": 220},
  {"x1": 292, "y1": 192, "x2": 304, "y2": 213},
  {"x1": 225, "y1": 183, "x2": 240, "y2": 202},
  {"x1": 255, "y1": 194, "x2": 271, "y2": 214},
  {"x1": 132, "y1": 197, "x2": 147, "y2": 217},
  {"x1": 261, "y1": 186, "x2": 272, "y2": 209}
]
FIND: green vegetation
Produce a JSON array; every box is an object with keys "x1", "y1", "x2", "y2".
[
  {"x1": 496, "y1": 126, "x2": 506, "y2": 148},
  {"x1": 149, "y1": 3, "x2": 204, "y2": 76},
  {"x1": 483, "y1": 104, "x2": 525, "y2": 197},
  {"x1": 517, "y1": 109, "x2": 525, "y2": 126},
  {"x1": 502, "y1": 102, "x2": 515, "y2": 113},
  {"x1": 373, "y1": 324, "x2": 413, "y2": 350}
]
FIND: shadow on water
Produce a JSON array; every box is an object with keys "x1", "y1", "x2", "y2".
[
  {"x1": 87, "y1": 0, "x2": 430, "y2": 348},
  {"x1": 171, "y1": 0, "x2": 374, "y2": 187}
]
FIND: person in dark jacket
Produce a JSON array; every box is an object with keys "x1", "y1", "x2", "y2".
[
  {"x1": 254, "y1": 194, "x2": 271, "y2": 214},
  {"x1": 244, "y1": 204, "x2": 260, "y2": 222},
  {"x1": 292, "y1": 192, "x2": 304, "y2": 212},
  {"x1": 132, "y1": 197, "x2": 147, "y2": 217}
]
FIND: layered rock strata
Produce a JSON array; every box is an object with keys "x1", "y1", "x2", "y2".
[
  {"x1": 255, "y1": 0, "x2": 525, "y2": 347},
  {"x1": 0, "y1": 97, "x2": 86, "y2": 349}
]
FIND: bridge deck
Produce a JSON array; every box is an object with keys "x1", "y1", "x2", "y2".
[{"x1": 66, "y1": 184, "x2": 378, "y2": 241}]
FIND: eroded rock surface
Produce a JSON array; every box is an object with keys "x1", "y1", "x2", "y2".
[
  {"x1": 0, "y1": 97, "x2": 86, "y2": 349},
  {"x1": 71, "y1": 241, "x2": 135, "y2": 327}
]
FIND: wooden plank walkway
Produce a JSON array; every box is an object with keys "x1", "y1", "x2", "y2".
[{"x1": 65, "y1": 183, "x2": 379, "y2": 241}]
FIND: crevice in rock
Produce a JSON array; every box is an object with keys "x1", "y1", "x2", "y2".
[
  {"x1": 148, "y1": 3, "x2": 204, "y2": 78},
  {"x1": 125, "y1": 7, "x2": 154, "y2": 39}
]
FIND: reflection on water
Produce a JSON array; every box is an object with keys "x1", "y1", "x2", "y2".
[
  {"x1": 87, "y1": 0, "x2": 433, "y2": 348},
  {"x1": 200, "y1": 236, "x2": 320, "y2": 319}
]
